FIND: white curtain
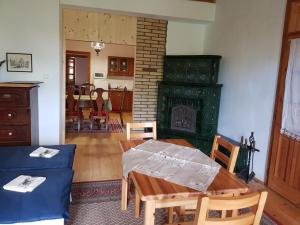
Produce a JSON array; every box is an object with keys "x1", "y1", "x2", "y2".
[{"x1": 281, "y1": 38, "x2": 300, "y2": 140}]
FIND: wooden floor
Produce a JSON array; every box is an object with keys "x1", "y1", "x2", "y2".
[
  {"x1": 66, "y1": 113, "x2": 300, "y2": 224},
  {"x1": 65, "y1": 112, "x2": 131, "y2": 182}
]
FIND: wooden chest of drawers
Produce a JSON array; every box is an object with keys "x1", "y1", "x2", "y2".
[{"x1": 0, "y1": 83, "x2": 39, "y2": 146}]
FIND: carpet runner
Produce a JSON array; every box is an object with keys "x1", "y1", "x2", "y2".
[{"x1": 67, "y1": 180, "x2": 279, "y2": 225}]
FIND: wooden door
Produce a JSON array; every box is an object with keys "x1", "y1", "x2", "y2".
[
  {"x1": 267, "y1": 0, "x2": 300, "y2": 206},
  {"x1": 65, "y1": 51, "x2": 91, "y2": 86}
]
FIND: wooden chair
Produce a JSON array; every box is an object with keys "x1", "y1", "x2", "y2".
[
  {"x1": 108, "y1": 86, "x2": 127, "y2": 127},
  {"x1": 89, "y1": 88, "x2": 109, "y2": 130},
  {"x1": 126, "y1": 121, "x2": 157, "y2": 218},
  {"x1": 165, "y1": 191, "x2": 268, "y2": 225},
  {"x1": 210, "y1": 135, "x2": 240, "y2": 174},
  {"x1": 81, "y1": 83, "x2": 95, "y2": 95},
  {"x1": 168, "y1": 135, "x2": 241, "y2": 223},
  {"x1": 66, "y1": 85, "x2": 83, "y2": 132},
  {"x1": 126, "y1": 121, "x2": 157, "y2": 140}
]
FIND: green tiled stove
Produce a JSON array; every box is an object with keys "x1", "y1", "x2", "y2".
[{"x1": 157, "y1": 55, "x2": 222, "y2": 155}]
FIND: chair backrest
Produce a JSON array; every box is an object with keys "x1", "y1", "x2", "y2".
[
  {"x1": 126, "y1": 122, "x2": 157, "y2": 140},
  {"x1": 91, "y1": 88, "x2": 106, "y2": 112},
  {"x1": 66, "y1": 85, "x2": 81, "y2": 114},
  {"x1": 210, "y1": 135, "x2": 240, "y2": 173},
  {"x1": 81, "y1": 83, "x2": 95, "y2": 95},
  {"x1": 108, "y1": 86, "x2": 127, "y2": 112},
  {"x1": 193, "y1": 191, "x2": 268, "y2": 225}
]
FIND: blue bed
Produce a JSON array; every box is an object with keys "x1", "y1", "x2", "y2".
[
  {"x1": 0, "y1": 168, "x2": 73, "y2": 224},
  {"x1": 0, "y1": 145, "x2": 76, "y2": 171}
]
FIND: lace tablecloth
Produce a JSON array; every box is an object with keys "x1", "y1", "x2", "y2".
[{"x1": 123, "y1": 140, "x2": 221, "y2": 192}]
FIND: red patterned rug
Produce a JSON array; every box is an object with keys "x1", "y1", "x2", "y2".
[
  {"x1": 68, "y1": 180, "x2": 279, "y2": 225},
  {"x1": 71, "y1": 180, "x2": 121, "y2": 204},
  {"x1": 66, "y1": 119, "x2": 123, "y2": 133}
]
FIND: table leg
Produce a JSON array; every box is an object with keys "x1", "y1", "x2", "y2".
[
  {"x1": 168, "y1": 207, "x2": 174, "y2": 223},
  {"x1": 178, "y1": 206, "x2": 186, "y2": 222},
  {"x1": 121, "y1": 176, "x2": 128, "y2": 210},
  {"x1": 144, "y1": 201, "x2": 155, "y2": 225},
  {"x1": 135, "y1": 188, "x2": 141, "y2": 218},
  {"x1": 232, "y1": 193, "x2": 240, "y2": 217}
]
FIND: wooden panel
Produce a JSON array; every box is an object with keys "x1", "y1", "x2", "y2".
[
  {"x1": 99, "y1": 14, "x2": 137, "y2": 45},
  {"x1": 63, "y1": 9, "x2": 137, "y2": 45},
  {"x1": 267, "y1": 0, "x2": 300, "y2": 206},
  {"x1": 63, "y1": 9, "x2": 98, "y2": 41},
  {"x1": 290, "y1": 140, "x2": 300, "y2": 189},
  {"x1": 288, "y1": 1, "x2": 300, "y2": 33},
  {"x1": 274, "y1": 134, "x2": 290, "y2": 180}
]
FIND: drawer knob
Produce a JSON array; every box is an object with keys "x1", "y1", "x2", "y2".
[
  {"x1": 8, "y1": 132, "x2": 13, "y2": 136},
  {"x1": 8, "y1": 113, "x2": 12, "y2": 117}
]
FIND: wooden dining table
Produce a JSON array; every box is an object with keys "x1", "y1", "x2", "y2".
[
  {"x1": 72, "y1": 95, "x2": 97, "y2": 101},
  {"x1": 66, "y1": 94, "x2": 111, "y2": 110},
  {"x1": 120, "y1": 139, "x2": 249, "y2": 225}
]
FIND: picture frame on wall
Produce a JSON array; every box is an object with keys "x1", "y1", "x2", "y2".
[{"x1": 6, "y1": 53, "x2": 33, "y2": 72}]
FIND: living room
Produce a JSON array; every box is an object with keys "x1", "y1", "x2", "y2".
[{"x1": 0, "y1": 0, "x2": 299, "y2": 225}]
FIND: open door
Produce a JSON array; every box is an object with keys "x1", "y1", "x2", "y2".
[
  {"x1": 267, "y1": 0, "x2": 300, "y2": 206},
  {"x1": 65, "y1": 51, "x2": 91, "y2": 87}
]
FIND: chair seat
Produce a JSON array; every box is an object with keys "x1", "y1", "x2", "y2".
[{"x1": 90, "y1": 111, "x2": 108, "y2": 117}]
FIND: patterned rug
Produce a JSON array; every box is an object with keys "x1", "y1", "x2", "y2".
[
  {"x1": 66, "y1": 119, "x2": 123, "y2": 133},
  {"x1": 67, "y1": 180, "x2": 278, "y2": 225}
]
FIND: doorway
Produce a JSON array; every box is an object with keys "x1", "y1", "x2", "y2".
[
  {"x1": 66, "y1": 50, "x2": 91, "y2": 87},
  {"x1": 267, "y1": 0, "x2": 300, "y2": 206}
]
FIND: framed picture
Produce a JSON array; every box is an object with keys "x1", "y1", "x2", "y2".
[{"x1": 6, "y1": 53, "x2": 32, "y2": 72}]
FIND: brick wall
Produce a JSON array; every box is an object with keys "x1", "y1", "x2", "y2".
[{"x1": 133, "y1": 17, "x2": 168, "y2": 122}]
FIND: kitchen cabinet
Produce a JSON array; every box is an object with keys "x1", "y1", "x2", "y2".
[{"x1": 108, "y1": 56, "x2": 134, "y2": 77}]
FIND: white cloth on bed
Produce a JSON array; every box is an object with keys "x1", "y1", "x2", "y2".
[
  {"x1": 3, "y1": 175, "x2": 46, "y2": 193},
  {"x1": 29, "y1": 147, "x2": 59, "y2": 158}
]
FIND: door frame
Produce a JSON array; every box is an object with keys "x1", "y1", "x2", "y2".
[
  {"x1": 266, "y1": 0, "x2": 300, "y2": 204},
  {"x1": 66, "y1": 50, "x2": 91, "y2": 84}
]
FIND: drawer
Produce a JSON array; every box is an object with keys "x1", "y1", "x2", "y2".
[
  {"x1": 0, "y1": 109, "x2": 30, "y2": 125},
  {"x1": 0, "y1": 88, "x2": 29, "y2": 107},
  {"x1": 0, "y1": 126, "x2": 30, "y2": 143}
]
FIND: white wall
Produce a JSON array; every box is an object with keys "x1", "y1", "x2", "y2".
[
  {"x1": 66, "y1": 40, "x2": 135, "y2": 90},
  {"x1": 0, "y1": 0, "x2": 61, "y2": 144},
  {"x1": 166, "y1": 21, "x2": 206, "y2": 55},
  {"x1": 203, "y1": 0, "x2": 287, "y2": 180}
]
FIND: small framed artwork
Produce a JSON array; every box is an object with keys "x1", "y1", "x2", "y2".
[{"x1": 6, "y1": 53, "x2": 33, "y2": 72}]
